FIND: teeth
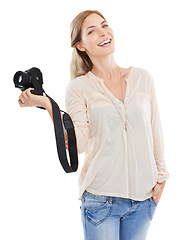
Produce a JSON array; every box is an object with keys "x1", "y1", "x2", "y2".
[{"x1": 99, "y1": 39, "x2": 111, "y2": 46}]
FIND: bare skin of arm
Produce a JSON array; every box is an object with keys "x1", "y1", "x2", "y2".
[{"x1": 18, "y1": 88, "x2": 67, "y2": 138}]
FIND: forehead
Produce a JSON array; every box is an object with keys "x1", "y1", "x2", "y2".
[{"x1": 82, "y1": 13, "x2": 105, "y2": 31}]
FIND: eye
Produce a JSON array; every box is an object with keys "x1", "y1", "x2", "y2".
[
  {"x1": 88, "y1": 30, "x2": 94, "y2": 35},
  {"x1": 103, "y1": 24, "x2": 109, "y2": 28}
]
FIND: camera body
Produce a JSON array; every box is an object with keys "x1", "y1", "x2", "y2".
[{"x1": 14, "y1": 67, "x2": 44, "y2": 96}]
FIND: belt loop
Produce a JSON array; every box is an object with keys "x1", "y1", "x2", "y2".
[{"x1": 130, "y1": 199, "x2": 134, "y2": 207}]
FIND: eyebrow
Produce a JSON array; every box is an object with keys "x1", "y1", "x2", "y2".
[{"x1": 86, "y1": 20, "x2": 107, "y2": 31}]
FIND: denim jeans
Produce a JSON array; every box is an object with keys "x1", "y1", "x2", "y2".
[{"x1": 80, "y1": 191, "x2": 157, "y2": 240}]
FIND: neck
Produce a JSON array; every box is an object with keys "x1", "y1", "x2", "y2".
[{"x1": 90, "y1": 54, "x2": 119, "y2": 80}]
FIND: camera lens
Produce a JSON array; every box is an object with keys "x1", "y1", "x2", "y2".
[
  {"x1": 18, "y1": 75, "x2": 22, "y2": 83},
  {"x1": 14, "y1": 71, "x2": 31, "y2": 91}
]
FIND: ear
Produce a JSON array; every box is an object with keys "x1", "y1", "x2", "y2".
[{"x1": 75, "y1": 42, "x2": 86, "y2": 52}]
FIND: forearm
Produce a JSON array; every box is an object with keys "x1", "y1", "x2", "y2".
[
  {"x1": 43, "y1": 96, "x2": 54, "y2": 121},
  {"x1": 43, "y1": 96, "x2": 68, "y2": 148}
]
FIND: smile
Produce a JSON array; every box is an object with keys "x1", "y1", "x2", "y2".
[{"x1": 97, "y1": 38, "x2": 112, "y2": 47}]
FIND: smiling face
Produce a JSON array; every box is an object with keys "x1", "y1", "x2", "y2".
[{"x1": 76, "y1": 13, "x2": 115, "y2": 59}]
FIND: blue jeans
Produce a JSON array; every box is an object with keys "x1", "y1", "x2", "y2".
[{"x1": 81, "y1": 191, "x2": 157, "y2": 240}]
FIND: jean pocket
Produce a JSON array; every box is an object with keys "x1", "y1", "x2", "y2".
[
  {"x1": 148, "y1": 197, "x2": 157, "y2": 221},
  {"x1": 84, "y1": 198, "x2": 113, "y2": 226}
]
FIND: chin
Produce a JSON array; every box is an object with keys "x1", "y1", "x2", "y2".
[
  {"x1": 87, "y1": 43, "x2": 115, "y2": 59},
  {"x1": 96, "y1": 45, "x2": 115, "y2": 57},
  {"x1": 100, "y1": 48, "x2": 115, "y2": 57}
]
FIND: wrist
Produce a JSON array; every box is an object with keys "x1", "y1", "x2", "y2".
[
  {"x1": 158, "y1": 181, "x2": 166, "y2": 189},
  {"x1": 159, "y1": 180, "x2": 166, "y2": 184},
  {"x1": 42, "y1": 96, "x2": 52, "y2": 110}
]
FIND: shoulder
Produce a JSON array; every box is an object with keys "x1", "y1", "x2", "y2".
[
  {"x1": 132, "y1": 66, "x2": 154, "y2": 86},
  {"x1": 67, "y1": 74, "x2": 88, "y2": 87},
  {"x1": 66, "y1": 73, "x2": 89, "y2": 93},
  {"x1": 133, "y1": 66, "x2": 153, "y2": 78},
  {"x1": 130, "y1": 67, "x2": 156, "y2": 95}
]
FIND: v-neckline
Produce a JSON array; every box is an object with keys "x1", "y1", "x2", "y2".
[{"x1": 89, "y1": 67, "x2": 133, "y2": 104}]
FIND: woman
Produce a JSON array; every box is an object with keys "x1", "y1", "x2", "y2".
[{"x1": 18, "y1": 10, "x2": 169, "y2": 240}]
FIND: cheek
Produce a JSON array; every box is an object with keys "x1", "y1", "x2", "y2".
[
  {"x1": 84, "y1": 36, "x2": 98, "y2": 49},
  {"x1": 109, "y1": 28, "x2": 114, "y2": 38}
]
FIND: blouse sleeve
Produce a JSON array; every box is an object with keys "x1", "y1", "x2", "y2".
[
  {"x1": 150, "y1": 73, "x2": 170, "y2": 183},
  {"x1": 64, "y1": 80, "x2": 90, "y2": 154}
]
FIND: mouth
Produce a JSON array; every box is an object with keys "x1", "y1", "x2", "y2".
[{"x1": 97, "y1": 38, "x2": 112, "y2": 47}]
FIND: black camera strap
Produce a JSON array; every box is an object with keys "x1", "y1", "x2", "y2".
[
  {"x1": 44, "y1": 93, "x2": 78, "y2": 173},
  {"x1": 14, "y1": 67, "x2": 78, "y2": 173}
]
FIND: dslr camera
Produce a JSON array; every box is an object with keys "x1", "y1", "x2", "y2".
[{"x1": 14, "y1": 67, "x2": 44, "y2": 96}]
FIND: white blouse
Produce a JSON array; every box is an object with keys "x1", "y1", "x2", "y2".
[{"x1": 65, "y1": 66, "x2": 170, "y2": 201}]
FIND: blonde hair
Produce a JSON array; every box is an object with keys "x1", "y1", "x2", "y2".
[{"x1": 70, "y1": 10, "x2": 106, "y2": 80}]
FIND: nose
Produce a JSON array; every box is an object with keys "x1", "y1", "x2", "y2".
[{"x1": 99, "y1": 27, "x2": 108, "y2": 37}]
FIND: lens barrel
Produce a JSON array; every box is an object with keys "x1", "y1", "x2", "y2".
[{"x1": 14, "y1": 71, "x2": 31, "y2": 91}]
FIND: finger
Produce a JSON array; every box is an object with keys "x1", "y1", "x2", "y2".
[
  {"x1": 152, "y1": 194, "x2": 157, "y2": 203},
  {"x1": 153, "y1": 190, "x2": 161, "y2": 204},
  {"x1": 19, "y1": 95, "x2": 25, "y2": 104},
  {"x1": 154, "y1": 198, "x2": 159, "y2": 205},
  {"x1": 27, "y1": 88, "x2": 34, "y2": 95},
  {"x1": 28, "y1": 87, "x2": 34, "y2": 91},
  {"x1": 152, "y1": 191, "x2": 159, "y2": 204},
  {"x1": 18, "y1": 98, "x2": 26, "y2": 107},
  {"x1": 20, "y1": 88, "x2": 32, "y2": 102},
  {"x1": 19, "y1": 90, "x2": 29, "y2": 104},
  {"x1": 22, "y1": 91, "x2": 30, "y2": 101},
  {"x1": 26, "y1": 88, "x2": 34, "y2": 98},
  {"x1": 152, "y1": 186, "x2": 159, "y2": 201}
]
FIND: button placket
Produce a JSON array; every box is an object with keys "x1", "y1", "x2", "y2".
[{"x1": 122, "y1": 103, "x2": 127, "y2": 131}]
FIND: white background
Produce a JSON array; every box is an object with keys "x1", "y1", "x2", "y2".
[{"x1": 0, "y1": 0, "x2": 195, "y2": 239}]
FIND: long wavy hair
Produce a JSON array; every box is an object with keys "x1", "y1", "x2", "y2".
[{"x1": 70, "y1": 10, "x2": 106, "y2": 80}]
